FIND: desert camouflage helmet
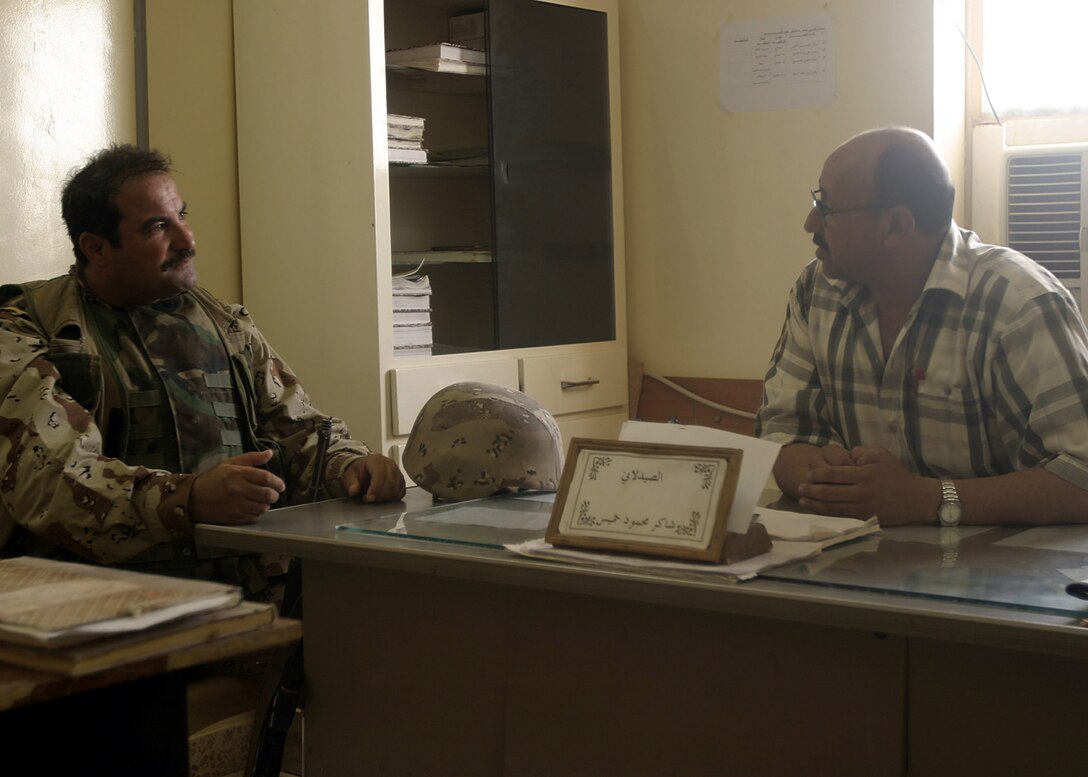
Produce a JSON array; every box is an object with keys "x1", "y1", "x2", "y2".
[{"x1": 404, "y1": 382, "x2": 564, "y2": 501}]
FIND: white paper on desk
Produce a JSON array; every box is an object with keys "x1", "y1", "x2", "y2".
[
  {"x1": 619, "y1": 421, "x2": 781, "y2": 534},
  {"x1": 504, "y1": 537, "x2": 823, "y2": 581},
  {"x1": 753, "y1": 507, "x2": 879, "y2": 547},
  {"x1": 993, "y1": 525, "x2": 1088, "y2": 554}
]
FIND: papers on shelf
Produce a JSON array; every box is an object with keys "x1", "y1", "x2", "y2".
[
  {"x1": 393, "y1": 323, "x2": 433, "y2": 350},
  {"x1": 388, "y1": 125, "x2": 424, "y2": 143},
  {"x1": 390, "y1": 308, "x2": 432, "y2": 326},
  {"x1": 388, "y1": 113, "x2": 428, "y2": 165},
  {"x1": 506, "y1": 508, "x2": 878, "y2": 582},
  {"x1": 386, "y1": 43, "x2": 487, "y2": 76},
  {"x1": 387, "y1": 42, "x2": 485, "y2": 66},
  {"x1": 388, "y1": 147, "x2": 429, "y2": 165},
  {"x1": 392, "y1": 272, "x2": 433, "y2": 358}
]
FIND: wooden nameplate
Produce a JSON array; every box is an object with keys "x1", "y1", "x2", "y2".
[{"x1": 546, "y1": 438, "x2": 772, "y2": 564}]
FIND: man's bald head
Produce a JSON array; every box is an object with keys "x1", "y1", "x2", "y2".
[{"x1": 833, "y1": 127, "x2": 955, "y2": 235}]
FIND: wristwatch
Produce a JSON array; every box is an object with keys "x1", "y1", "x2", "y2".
[{"x1": 937, "y1": 479, "x2": 962, "y2": 527}]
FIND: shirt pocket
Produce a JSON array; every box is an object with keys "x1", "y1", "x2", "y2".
[{"x1": 912, "y1": 380, "x2": 984, "y2": 476}]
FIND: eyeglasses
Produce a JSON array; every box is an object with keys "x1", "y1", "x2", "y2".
[{"x1": 811, "y1": 188, "x2": 891, "y2": 221}]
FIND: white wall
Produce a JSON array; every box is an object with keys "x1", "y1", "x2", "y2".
[
  {"x1": 620, "y1": 0, "x2": 965, "y2": 379},
  {"x1": 0, "y1": 0, "x2": 135, "y2": 282}
]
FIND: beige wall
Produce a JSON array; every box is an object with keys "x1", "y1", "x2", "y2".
[
  {"x1": 128, "y1": 0, "x2": 971, "y2": 381},
  {"x1": 4, "y1": 1, "x2": 967, "y2": 382},
  {"x1": 620, "y1": 0, "x2": 965, "y2": 379},
  {"x1": 0, "y1": 0, "x2": 136, "y2": 282},
  {"x1": 146, "y1": 0, "x2": 241, "y2": 303}
]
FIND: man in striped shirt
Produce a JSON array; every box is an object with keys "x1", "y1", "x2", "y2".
[{"x1": 756, "y1": 127, "x2": 1088, "y2": 525}]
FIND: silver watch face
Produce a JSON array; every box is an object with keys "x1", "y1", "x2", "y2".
[{"x1": 938, "y1": 501, "x2": 962, "y2": 527}]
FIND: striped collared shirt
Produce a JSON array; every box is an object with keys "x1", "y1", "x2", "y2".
[{"x1": 756, "y1": 224, "x2": 1088, "y2": 488}]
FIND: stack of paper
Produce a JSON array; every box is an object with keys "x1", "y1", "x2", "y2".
[
  {"x1": 392, "y1": 272, "x2": 433, "y2": 357},
  {"x1": 0, "y1": 557, "x2": 274, "y2": 676},
  {"x1": 386, "y1": 42, "x2": 486, "y2": 76},
  {"x1": 387, "y1": 113, "x2": 427, "y2": 165}
]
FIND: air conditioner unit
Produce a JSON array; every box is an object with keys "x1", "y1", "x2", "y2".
[{"x1": 1001, "y1": 144, "x2": 1088, "y2": 313}]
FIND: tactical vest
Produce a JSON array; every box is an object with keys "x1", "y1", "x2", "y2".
[{"x1": 0, "y1": 275, "x2": 280, "y2": 573}]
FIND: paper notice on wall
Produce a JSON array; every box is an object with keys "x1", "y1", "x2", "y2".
[{"x1": 719, "y1": 12, "x2": 835, "y2": 113}]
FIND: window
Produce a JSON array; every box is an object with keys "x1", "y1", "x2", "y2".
[
  {"x1": 978, "y1": 0, "x2": 1088, "y2": 118},
  {"x1": 967, "y1": 0, "x2": 1088, "y2": 313}
]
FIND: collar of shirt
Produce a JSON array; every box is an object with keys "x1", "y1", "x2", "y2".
[{"x1": 919, "y1": 222, "x2": 971, "y2": 303}]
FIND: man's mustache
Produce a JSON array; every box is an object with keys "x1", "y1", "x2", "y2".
[{"x1": 163, "y1": 249, "x2": 195, "y2": 269}]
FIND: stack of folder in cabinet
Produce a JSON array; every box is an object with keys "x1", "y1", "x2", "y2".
[
  {"x1": 386, "y1": 42, "x2": 486, "y2": 76},
  {"x1": 387, "y1": 113, "x2": 427, "y2": 165},
  {"x1": 392, "y1": 272, "x2": 433, "y2": 358}
]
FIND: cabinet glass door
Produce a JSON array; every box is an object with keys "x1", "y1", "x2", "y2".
[
  {"x1": 385, "y1": 0, "x2": 615, "y2": 355},
  {"x1": 386, "y1": 0, "x2": 496, "y2": 356},
  {"x1": 488, "y1": 0, "x2": 615, "y2": 349}
]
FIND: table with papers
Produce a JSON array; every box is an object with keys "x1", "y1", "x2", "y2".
[
  {"x1": 0, "y1": 558, "x2": 300, "y2": 777},
  {"x1": 197, "y1": 487, "x2": 1088, "y2": 777}
]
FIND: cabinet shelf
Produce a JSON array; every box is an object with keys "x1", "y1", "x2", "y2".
[
  {"x1": 386, "y1": 65, "x2": 486, "y2": 95},
  {"x1": 393, "y1": 249, "x2": 492, "y2": 266},
  {"x1": 389, "y1": 162, "x2": 489, "y2": 178}
]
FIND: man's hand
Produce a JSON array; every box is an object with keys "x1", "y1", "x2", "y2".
[
  {"x1": 797, "y1": 445, "x2": 936, "y2": 524},
  {"x1": 772, "y1": 442, "x2": 855, "y2": 497},
  {"x1": 341, "y1": 453, "x2": 407, "y2": 503},
  {"x1": 816, "y1": 444, "x2": 855, "y2": 467},
  {"x1": 190, "y1": 450, "x2": 286, "y2": 525}
]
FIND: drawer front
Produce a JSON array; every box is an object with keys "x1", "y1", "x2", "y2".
[
  {"x1": 520, "y1": 348, "x2": 628, "y2": 417},
  {"x1": 555, "y1": 411, "x2": 627, "y2": 453},
  {"x1": 389, "y1": 359, "x2": 520, "y2": 436}
]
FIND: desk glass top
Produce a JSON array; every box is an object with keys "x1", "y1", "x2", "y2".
[
  {"x1": 336, "y1": 492, "x2": 1088, "y2": 620},
  {"x1": 336, "y1": 491, "x2": 555, "y2": 549},
  {"x1": 764, "y1": 524, "x2": 1088, "y2": 619}
]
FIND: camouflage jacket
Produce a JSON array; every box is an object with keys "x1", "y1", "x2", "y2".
[{"x1": 0, "y1": 271, "x2": 371, "y2": 564}]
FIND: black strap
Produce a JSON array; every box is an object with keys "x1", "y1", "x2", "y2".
[{"x1": 248, "y1": 559, "x2": 304, "y2": 777}]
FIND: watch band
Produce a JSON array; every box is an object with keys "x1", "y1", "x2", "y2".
[{"x1": 938, "y1": 478, "x2": 962, "y2": 527}]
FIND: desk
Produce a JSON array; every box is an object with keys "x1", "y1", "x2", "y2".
[
  {"x1": 198, "y1": 491, "x2": 1088, "y2": 777},
  {"x1": 0, "y1": 615, "x2": 301, "y2": 777}
]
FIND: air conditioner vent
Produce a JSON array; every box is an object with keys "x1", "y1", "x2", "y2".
[{"x1": 1006, "y1": 153, "x2": 1082, "y2": 280}]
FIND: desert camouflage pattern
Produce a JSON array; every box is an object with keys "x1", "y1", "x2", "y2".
[
  {"x1": 0, "y1": 271, "x2": 371, "y2": 564},
  {"x1": 404, "y1": 381, "x2": 564, "y2": 501}
]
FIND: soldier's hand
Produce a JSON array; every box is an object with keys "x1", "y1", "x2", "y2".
[
  {"x1": 342, "y1": 453, "x2": 407, "y2": 503},
  {"x1": 190, "y1": 450, "x2": 286, "y2": 525}
]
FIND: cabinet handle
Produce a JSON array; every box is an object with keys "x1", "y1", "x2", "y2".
[{"x1": 561, "y1": 379, "x2": 600, "y2": 390}]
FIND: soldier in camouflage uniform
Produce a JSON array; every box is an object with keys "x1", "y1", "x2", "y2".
[{"x1": 0, "y1": 144, "x2": 405, "y2": 587}]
